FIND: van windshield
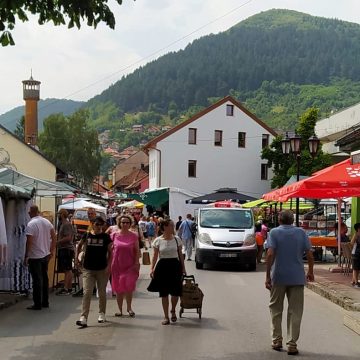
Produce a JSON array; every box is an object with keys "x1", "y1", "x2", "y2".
[{"x1": 199, "y1": 209, "x2": 253, "y2": 229}]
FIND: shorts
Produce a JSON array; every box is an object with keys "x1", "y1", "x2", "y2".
[
  {"x1": 57, "y1": 248, "x2": 74, "y2": 272},
  {"x1": 142, "y1": 231, "x2": 148, "y2": 239},
  {"x1": 352, "y1": 256, "x2": 360, "y2": 271}
]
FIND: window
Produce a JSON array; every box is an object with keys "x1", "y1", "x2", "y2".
[
  {"x1": 226, "y1": 104, "x2": 234, "y2": 116},
  {"x1": 214, "y1": 130, "x2": 223, "y2": 146},
  {"x1": 261, "y1": 164, "x2": 268, "y2": 180},
  {"x1": 188, "y1": 160, "x2": 197, "y2": 177},
  {"x1": 238, "y1": 132, "x2": 246, "y2": 148},
  {"x1": 262, "y1": 134, "x2": 269, "y2": 149},
  {"x1": 188, "y1": 128, "x2": 197, "y2": 144}
]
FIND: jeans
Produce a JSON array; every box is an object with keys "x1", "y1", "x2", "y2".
[
  {"x1": 28, "y1": 256, "x2": 50, "y2": 308},
  {"x1": 269, "y1": 285, "x2": 304, "y2": 347},
  {"x1": 182, "y1": 237, "x2": 193, "y2": 259}
]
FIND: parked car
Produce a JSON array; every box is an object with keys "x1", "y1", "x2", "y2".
[{"x1": 194, "y1": 206, "x2": 256, "y2": 270}]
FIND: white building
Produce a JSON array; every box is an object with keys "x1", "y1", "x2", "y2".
[
  {"x1": 143, "y1": 96, "x2": 277, "y2": 199},
  {"x1": 315, "y1": 103, "x2": 360, "y2": 158}
]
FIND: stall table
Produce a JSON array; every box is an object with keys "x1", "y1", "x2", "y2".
[{"x1": 309, "y1": 236, "x2": 337, "y2": 262}]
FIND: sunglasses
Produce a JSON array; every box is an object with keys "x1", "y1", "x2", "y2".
[
  {"x1": 93, "y1": 223, "x2": 104, "y2": 227},
  {"x1": 121, "y1": 221, "x2": 131, "y2": 224}
]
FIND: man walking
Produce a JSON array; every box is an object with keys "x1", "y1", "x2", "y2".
[
  {"x1": 56, "y1": 209, "x2": 75, "y2": 295},
  {"x1": 25, "y1": 205, "x2": 56, "y2": 310},
  {"x1": 265, "y1": 210, "x2": 314, "y2": 355},
  {"x1": 178, "y1": 214, "x2": 194, "y2": 261}
]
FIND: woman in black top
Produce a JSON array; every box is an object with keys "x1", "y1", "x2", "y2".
[{"x1": 75, "y1": 216, "x2": 112, "y2": 327}]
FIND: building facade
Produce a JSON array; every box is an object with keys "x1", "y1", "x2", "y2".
[{"x1": 144, "y1": 96, "x2": 277, "y2": 198}]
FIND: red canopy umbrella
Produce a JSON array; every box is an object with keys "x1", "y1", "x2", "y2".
[{"x1": 262, "y1": 158, "x2": 360, "y2": 265}]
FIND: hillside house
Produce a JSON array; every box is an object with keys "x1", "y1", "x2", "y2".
[
  {"x1": 132, "y1": 124, "x2": 144, "y2": 133},
  {"x1": 143, "y1": 96, "x2": 277, "y2": 198}
]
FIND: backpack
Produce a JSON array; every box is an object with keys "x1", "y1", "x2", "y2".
[
  {"x1": 191, "y1": 222, "x2": 197, "y2": 239},
  {"x1": 186, "y1": 221, "x2": 197, "y2": 240}
]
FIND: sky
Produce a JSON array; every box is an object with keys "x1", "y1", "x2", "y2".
[{"x1": 1, "y1": 0, "x2": 359, "y2": 115}]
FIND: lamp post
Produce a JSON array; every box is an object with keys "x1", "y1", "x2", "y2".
[{"x1": 281, "y1": 133, "x2": 320, "y2": 227}]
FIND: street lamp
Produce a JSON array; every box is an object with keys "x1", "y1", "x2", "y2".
[{"x1": 281, "y1": 132, "x2": 320, "y2": 226}]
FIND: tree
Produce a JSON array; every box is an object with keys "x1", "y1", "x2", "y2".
[
  {"x1": 38, "y1": 109, "x2": 101, "y2": 186},
  {"x1": 14, "y1": 116, "x2": 25, "y2": 140},
  {"x1": 262, "y1": 108, "x2": 332, "y2": 188},
  {"x1": 0, "y1": 0, "x2": 124, "y2": 46}
]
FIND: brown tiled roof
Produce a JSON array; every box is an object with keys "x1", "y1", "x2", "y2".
[
  {"x1": 125, "y1": 173, "x2": 149, "y2": 190},
  {"x1": 142, "y1": 95, "x2": 277, "y2": 151},
  {"x1": 113, "y1": 168, "x2": 148, "y2": 188}
]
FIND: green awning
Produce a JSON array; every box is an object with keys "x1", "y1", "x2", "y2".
[{"x1": 126, "y1": 188, "x2": 169, "y2": 208}]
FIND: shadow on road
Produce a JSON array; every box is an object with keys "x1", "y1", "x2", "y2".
[{"x1": 9, "y1": 341, "x2": 115, "y2": 360}]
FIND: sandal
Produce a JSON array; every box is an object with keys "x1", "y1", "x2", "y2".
[
  {"x1": 162, "y1": 318, "x2": 170, "y2": 325},
  {"x1": 170, "y1": 311, "x2": 177, "y2": 322},
  {"x1": 127, "y1": 310, "x2": 135, "y2": 317},
  {"x1": 115, "y1": 312, "x2": 123, "y2": 317}
]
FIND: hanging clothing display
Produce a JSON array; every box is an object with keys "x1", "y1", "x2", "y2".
[{"x1": 0, "y1": 197, "x2": 7, "y2": 267}]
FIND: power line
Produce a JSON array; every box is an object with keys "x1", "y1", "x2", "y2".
[{"x1": 13, "y1": 0, "x2": 255, "y2": 118}]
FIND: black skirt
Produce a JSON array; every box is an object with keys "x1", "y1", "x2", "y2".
[{"x1": 147, "y1": 258, "x2": 183, "y2": 297}]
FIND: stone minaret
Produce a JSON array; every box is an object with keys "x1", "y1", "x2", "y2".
[{"x1": 22, "y1": 74, "x2": 41, "y2": 146}]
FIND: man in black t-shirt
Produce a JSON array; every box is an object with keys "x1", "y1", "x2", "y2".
[
  {"x1": 75, "y1": 216, "x2": 112, "y2": 327},
  {"x1": 175, "y1": 216, "x2": 182, "y2": 232}
]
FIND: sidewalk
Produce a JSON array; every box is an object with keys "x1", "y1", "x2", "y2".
[
  {"x1": 307, "y1": 261, "x2": 360, "y2": 335},
  {"x1": 0, "y1": 292, "x2": 27, "y2": 310}
]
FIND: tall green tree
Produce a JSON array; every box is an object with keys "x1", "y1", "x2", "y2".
[
  {"x1": 38, "y1": 109, "x2": 101, "y2": 186},
  {"x1": 262, "y1": 108, "x2": 332, "y2": 188},
  {"x1": 0, "y1": 0, "x2": 124, "y2": 46}
]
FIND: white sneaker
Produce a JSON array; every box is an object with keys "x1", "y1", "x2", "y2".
[
  {"x1": 76, "y1": 316, "x2": 87, "y2": 327},
  {"x1": 98, "y1": 312, "x2": 106, "y2": 323}
]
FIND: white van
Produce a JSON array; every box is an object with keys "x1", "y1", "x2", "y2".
[{"x1": 194, "y1": 206, "x2": 256, "y2": 270}]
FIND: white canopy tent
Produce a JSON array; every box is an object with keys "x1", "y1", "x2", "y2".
[{"x1": 58, "y1": 198, "x2": 106, "y2": 212}]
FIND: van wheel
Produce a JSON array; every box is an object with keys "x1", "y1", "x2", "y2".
[
  {"x1": 195, "y1": 261, "x2": 204, "y2": 270},
  {"x1": 248, "y1": 262, "x2": 256, "y2": 271}
]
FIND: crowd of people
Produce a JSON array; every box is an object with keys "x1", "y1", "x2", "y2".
[{"x1": 23, "y1": 203, "x2": 360, "y2": 355}]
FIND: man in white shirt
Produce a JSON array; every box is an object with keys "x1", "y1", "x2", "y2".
[{"x1": 25, "y1": 205, "x2": 56, "y2": 310}]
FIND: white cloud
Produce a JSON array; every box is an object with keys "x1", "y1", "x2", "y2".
[{"x1": 0, "y1": 0, "x2": 359, "y2": 114}]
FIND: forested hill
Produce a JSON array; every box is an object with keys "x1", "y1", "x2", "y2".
[
  {"x1": 0, "y1": 98, "x2": 84, "y2": 131},
  {"x1": 90, "y1": 9, "x2": 360, "y2": 115}
]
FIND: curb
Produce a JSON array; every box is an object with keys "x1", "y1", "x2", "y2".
[
  {"x1": 306, "y1": 282, "x2": 360, "y2": 311},
  {"x1": 344, "y1": 311, "x2": 360, "y2": 335},
  {"x1": 306, "y1": 282, "x2": 360, "y2": 336}
]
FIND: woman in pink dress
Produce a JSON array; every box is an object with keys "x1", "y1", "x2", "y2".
[{"x1": 111, "y1": 215, "x2": 140, "y2": 317}]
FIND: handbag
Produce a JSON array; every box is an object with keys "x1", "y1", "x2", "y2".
[{"x1": 142, "y1": 251, "x2": 151, "y2": 265}]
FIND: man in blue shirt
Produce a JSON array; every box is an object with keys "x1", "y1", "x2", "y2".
[
  {"x1": 265, "y1": 210, "x2": 314, "y2": 356},
  {"x1": 178, "y1": 214, "x2": 194, "y2": 261}
]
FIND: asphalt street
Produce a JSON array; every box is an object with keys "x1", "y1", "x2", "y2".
[{"x1": 0, "y1": 262, "x2": 360, "y2": 360}]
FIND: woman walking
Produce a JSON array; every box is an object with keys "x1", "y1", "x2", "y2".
[
  {"x1": 147, "y1": 218, "x2": 186, "y2": 325},
  {"x1": 75, "y1": 216, "x2": 112, "y2": 327},
  {"x1": 111, "y1": 215, "x2": 140, "y2": 317}
]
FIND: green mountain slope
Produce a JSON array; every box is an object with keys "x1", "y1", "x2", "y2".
[
  {"x1": 90, "y1": 9, "x2": 360, "y2": 115},
  {"x1": 0, "y1": 98, "x2": 84, "y2": 131}
]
